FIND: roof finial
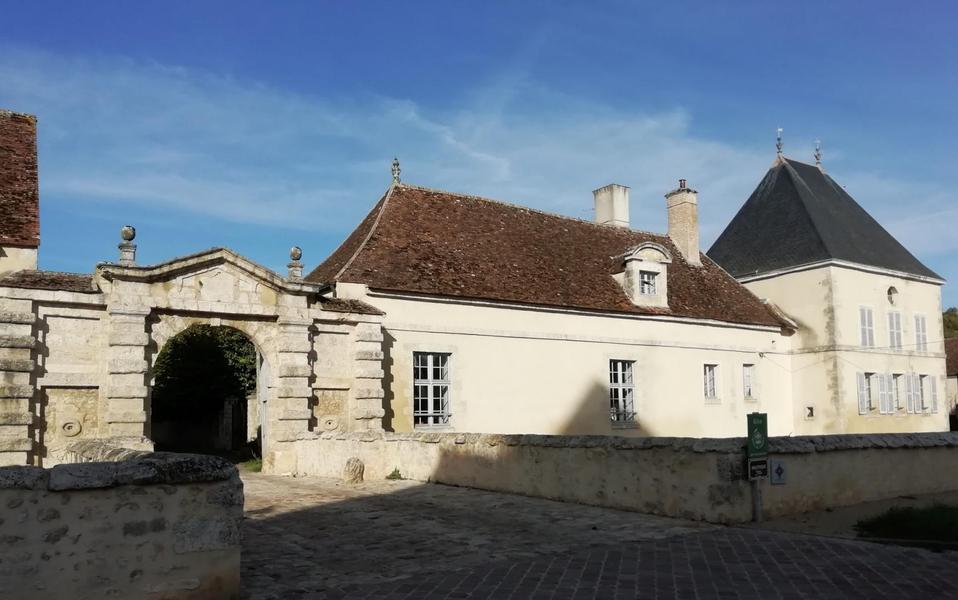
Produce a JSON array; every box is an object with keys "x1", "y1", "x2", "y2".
[
  {"x1": 814, "y1": 139, "x2": 822, "y2": 166},
  {"x1": 776, "y1": 127, "x2": 783, "y2": 156},
  {"x1": 391, "y1": 157, "x2": 401, "y2": 184}
]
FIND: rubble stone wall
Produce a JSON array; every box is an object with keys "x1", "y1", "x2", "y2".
[
  {"x1": 294, "y1": 431, "x2": 958, "y2": 523},
  {"x1": 0, "y1": 445, "x2": 243, "y2": 600}
]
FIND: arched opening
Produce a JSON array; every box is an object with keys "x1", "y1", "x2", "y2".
[{"x1": 150, "y1": 324, "x2": 263, "y2": 459}]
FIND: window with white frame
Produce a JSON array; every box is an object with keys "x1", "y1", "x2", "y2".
[
  {"x1": 856, "y1": 372, "x2": 875, "y2": 414},
  {"x1": 892, "y1": 374, "x2": 902, "y2": 411},
  {"x1": 888, "y1": 312, "x2": 902, "y2": 350},
  {"x1": 859, "y1": 307, "x2": 875, "y2": 347},
  {"x1": 742, "y1": 364, "x2": 756, "y2": 400},
  {"x1": 703, "y1": 364, "x2": 719, "y2": 402},
  {"x1": 877, "y1": 373, "x2": 894, "y2": 415},
  {"x1": 639, "y1": 271, "x2": 657, "y2": 295},
  {"x1": 915, "y1": 315, "x2": 928, "y2": 352},
  {"x1": 919, "y1": 374, "x2": 938, "y2": 413},
  {"x1": 905, "y1": 373, "x2": 918, "y2": 413},
  {"x1": 413, "y1": 352, "x2": 451, "y2": 426},
  {"x1": 609, "y1": 360, "x2": 636, "y2": 424}
]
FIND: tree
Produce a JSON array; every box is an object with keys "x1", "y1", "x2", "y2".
[
  {"x1": 945, "y1": 308, "x2": 958, "y2": 339},
  {"x1": 151, "y1": 325, "x2": 256, "y2": 420}
]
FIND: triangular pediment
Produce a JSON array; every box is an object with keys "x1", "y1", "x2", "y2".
[{"x1": 95, "y1": 247, "x2": 322, "y2": 296}]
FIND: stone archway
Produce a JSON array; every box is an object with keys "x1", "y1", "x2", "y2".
[
  {"x1": 90, "y1": 248, "x2": 385, "y2": 473},
  {"x1": 149, "y1": 323, "x2": 259, "y2": 456}
]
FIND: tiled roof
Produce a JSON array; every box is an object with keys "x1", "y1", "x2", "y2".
[
  {"x1": 708, "y1": 157, "x2": 940, "y2": 281},
  {"x1": 318, "y1": 297, "x2": 384, "y2": 316},
  {"x1": 0, "y1": 270, "x2": 98, "y2": 293},
  {"x1": 946, "y1": 337, "x2": 958, "y2": 377},
  {"x1": 0, "y1": 111, "x2": 40, "y2": 248},
  {"x1": 308, "y1": 184, "x2": 782, "y2": 328}
]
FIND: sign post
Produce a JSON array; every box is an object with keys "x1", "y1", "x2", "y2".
[{"x1": 745, "y1": 412, "x2": 768, "y2": 523}]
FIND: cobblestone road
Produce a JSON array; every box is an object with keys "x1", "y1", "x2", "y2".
[{"x1": 241, "y1": 473, "x2": 958, "y2": 599}]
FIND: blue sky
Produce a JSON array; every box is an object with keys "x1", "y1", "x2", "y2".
[{"x1": 1, "y1": 1, "x2": 956, "y2": 305}]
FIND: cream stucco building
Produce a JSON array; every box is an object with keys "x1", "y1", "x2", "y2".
[{"x1": 0, "y1": 109, "x2": 949, "y2": 469}]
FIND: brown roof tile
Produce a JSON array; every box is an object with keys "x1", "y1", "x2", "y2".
[
  {"x1": 0, "y1": 270, "x2": 98, "y2": 293},
  {"x1": 0, "y1": 110, "x2": 40, "y2": 248},
  {"x1": 946, "y1": 337, "x2": 958, "y2": 377},
  {"x1": 308, "y1": 184, "x2": 781, "y2": 327},
  {"x1": 318, "y1": 297, "x2": 384, "y2": 316}
]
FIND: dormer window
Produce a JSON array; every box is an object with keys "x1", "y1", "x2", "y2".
[
  {"x1": 615, "y1": 242, "x2": 671, "y2": 309},
  {"x1": 639, "y1": 271, "x2": 657, "y2": 295}
]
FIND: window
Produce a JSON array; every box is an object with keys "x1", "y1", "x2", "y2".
[
  {"x1": 609, "y1": 360, "x2": 636, "y2": 424},
  {"x1": 413, "y1": 352, "x2": 451, "y2": 426},
  {"x1": 892, "y1": 374, "x2": 902, "y2": 411},
  {"x1": 859, "y1": 307, "x2": 874, "y2": 347},
  {"x1": 905, "y1": 373, "x2": 918, "y2": 413},
  {"x1": 915, "y1": 315, "x2": 928, "y2": 352},
  {"x1": 857, "y1": 372, "x2": 875, "y2": 414},
  {"x1": 639, "y1": 271, "x2": 657, "y2": 295},
  {"x1": 888, "y1": 312, "x2": 902, "y2": 350},
  {"x1": 877, "y1": 374, "x2": 894, "y2": 415},
  {"x1": 919, "y1": 374, "x2": 938, "y2": 413},
  {"x1": 703, "y1": 364, "x2": 719, "y2": 402},
  {"x1": 742, "y1": 364, "x2": 756, "y2": 400}
]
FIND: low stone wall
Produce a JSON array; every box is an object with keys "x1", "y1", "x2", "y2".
[
  {"x1": 294, "y1": 431, "x2": 958, "y2": 524},
  {"x1": 0, "y1": 446, "x2": 243, "y2": 599}
]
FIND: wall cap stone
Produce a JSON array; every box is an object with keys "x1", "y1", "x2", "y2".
[{"x1": 295, "y1": 431, "x2": 958, "y2": 455}]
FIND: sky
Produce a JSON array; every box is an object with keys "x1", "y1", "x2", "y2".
[{"x1": 1, "y1": 1, "x2": 956, "y2": 305}]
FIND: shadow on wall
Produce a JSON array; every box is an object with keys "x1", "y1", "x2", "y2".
[{"x1": 380, "y1": 330, "x2": 397, "y2": 431}]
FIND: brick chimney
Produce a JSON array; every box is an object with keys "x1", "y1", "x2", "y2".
[
  {"x1": 0, "y1": 110, "x2": 40, "y2": 275},
  {"x1": 593, "y1": 183, "x2": 630, "y2": 228},
  {"x1": 665, "y1": 179, "x2": 701, "y2": 266}
]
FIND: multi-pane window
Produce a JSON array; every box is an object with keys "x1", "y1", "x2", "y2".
[
  {"x1": 888, "y1": 312, "x2": 902, "y2": 350},
  {"x1": 639, "y1": 271, "x2": 657, "y2": 295},
  {"x1": 892, "y1": 374, "x2": 902, "y2": 411},
  {"x1": 857, "y1": 372, "x2": 875, "y2": 414},
  {"x1": 919, "y1": 374, "x2": 938, "y2": 413},
  {"x1": 609, "y1": 360, "x2": 636, "y2": 423},
  {"x1": 413, "y1": 352, "x2": 451, "y2": 426},
  {"x1": 742, "y1": 364, "x2": 755, "y2": 400},
  {"x1": 859, "y1": 307, "x2": 875, "y2": 347},
  {"x1": 703, "y1": 364, "x2": 718, "y2": 402},
  {"x1": 915, "y1": 315, "x2": 928, "y2": 352}
]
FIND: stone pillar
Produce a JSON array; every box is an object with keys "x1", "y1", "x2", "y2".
[
  {"x1": 0, "y1": 298, "x2": 37, "y2": 465},
  {"x1": 268, "y1": 318, "x2": 313, "y2": 472},
  {"x1": 105, "y1": 305, "x2": 151, "y2": 442},
  {"x1": 351, "y1": 322, "x2": 385, "y2": 431}
]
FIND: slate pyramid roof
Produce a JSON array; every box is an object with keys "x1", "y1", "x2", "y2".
[{"x1": 707, "y1": 157, "x2": 941, "y2": 281}]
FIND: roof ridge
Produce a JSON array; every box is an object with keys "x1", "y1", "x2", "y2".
[
  {"x1": 395, "y1": 182, "x2": 668, "y2": 239},
  {"x1": 333, "y1": 184, "x2": 396, "y2": 281}
]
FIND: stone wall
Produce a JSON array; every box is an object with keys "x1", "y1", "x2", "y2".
[
  {"x1": 294, "y1": 430, "x2": 958, "y2": 524},
  {"x1": 0, "y1": 447, "x2": 243, "y2": 599}
]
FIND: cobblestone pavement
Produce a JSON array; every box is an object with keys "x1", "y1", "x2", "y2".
[{"x1": 241, "y1": 473, "x2": 958, "y2": 599}]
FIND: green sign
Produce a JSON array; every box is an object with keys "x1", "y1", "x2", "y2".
[{"x1": 746, "y1": 412, "x2": 768, "y2": 458}]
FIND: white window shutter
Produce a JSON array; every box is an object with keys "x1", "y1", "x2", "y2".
[
  {"x1": 879, "y1": 375, "x2": 889, "y2": 414},
  {"x1": 857, "y1": 372, "x2": 867, "y2": 415},
  {"x1": 931, "y1": 377, "x2": 939, "y2": 413}
]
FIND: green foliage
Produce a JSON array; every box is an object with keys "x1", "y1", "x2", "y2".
[
  {"x1": 386, "y1": 467, "x2": 404, "y2": 480},
  {"x1": 152, "y1": 325, "x2": 256, "y2": 419},
  {"x1": 944, "y1": 307, "x2": 958, "y2": 339},
  {"x1": 239, "y1": 458, "x2": 263, "y2": 472},
  {"x1": 855, "y1": 504, "x2": 958, "y2": 542}
]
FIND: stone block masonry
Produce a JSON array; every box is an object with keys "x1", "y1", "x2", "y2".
[
  {"x1": 294, "y1": 430, "x2": 958, "y2": 524},
  {"x1": 0, "y1": 441, "x2": 243, "y2": 599}
]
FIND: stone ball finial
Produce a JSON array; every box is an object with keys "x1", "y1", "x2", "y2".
[
  {"x1": 120, "y1": 225, "x2": 136, "y2": 242},
  {"x1": 290, "y1": 246, "x2": 303, "y2": 261}
]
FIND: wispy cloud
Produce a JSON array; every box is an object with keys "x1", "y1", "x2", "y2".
[{"x1": 0, "y1": 45, "x2": 953, "y2": 286}]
